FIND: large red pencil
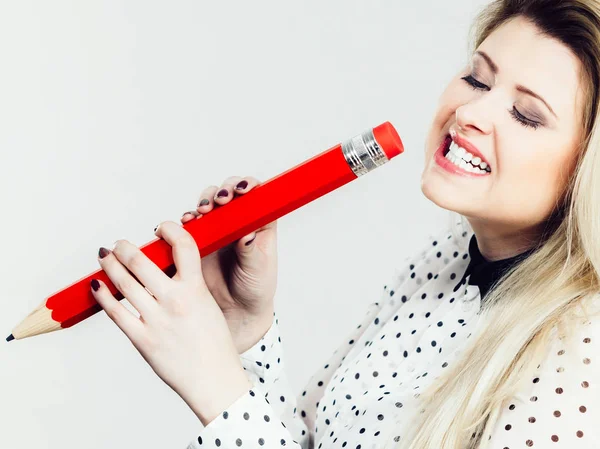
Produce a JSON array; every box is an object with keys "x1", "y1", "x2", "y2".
[{"x1": 7, "y1": 122, "x2": 403, "y2": 342}]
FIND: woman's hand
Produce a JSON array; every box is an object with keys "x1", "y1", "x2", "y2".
[
  {"x1": 181, "y1": 176, "x2": 279, "y2": 353},
  {"x1": 90, "y1": 220, "x2": 253, "y2": 425}
]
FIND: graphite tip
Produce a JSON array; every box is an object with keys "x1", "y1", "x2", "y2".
[{"x1": 6, "y1": 334, "x2": 14, "y2": 342}]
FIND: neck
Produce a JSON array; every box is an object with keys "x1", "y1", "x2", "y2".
[{"x1": 466, "y1": 219, "x2": 542, "y2": 261}]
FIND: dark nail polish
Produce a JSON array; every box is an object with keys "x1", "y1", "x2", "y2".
[
  {"x1": 91, "y1": 279, "x2": 100, "y2": 291},
  {"x1": 217, "y1": 189, "x2": 228, "y2": 198},
  {"x1": 235, "y1": 180, "x2": 248, "y2": 190},
  {"x1": 198, "y1": 199, "x2": 210, "y2": 207},
  {"x1": 154, "y1": 225, "x2": 158, "y2": 232},
  {"x1": 98, "y1": 247, "x2": 110, "y2": 259},
  {"x1": 245, "y1": 236, "x2": 256, "y2": 246}
]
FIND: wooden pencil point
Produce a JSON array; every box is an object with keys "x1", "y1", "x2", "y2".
[
  {"x1": 6, "y1": 334, "x2": 14, "y2": 342},
  {"x1": 10, "y1": 301, "x2": 62, "y2": 341}
]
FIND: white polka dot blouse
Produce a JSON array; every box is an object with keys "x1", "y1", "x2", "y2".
[{"x1": 186, "y1": 226, "x2": 599, "y2": 448}]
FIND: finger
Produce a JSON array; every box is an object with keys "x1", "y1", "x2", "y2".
[
  {"x1": 91, "y1": 278, "x2": 145, "y2": 341},
  {"x1": 180, "y1": 209, "x2": 201, "y2": 224},
  {"x1": 233, "y1": 176, "x2": 261, "y2": 194},
  {"x1": 196, "y1": 185, "x2": 220, "y2": 212},
  {"x1": 100, "y1": 243, "x2": 164, "y2": 316},
  {"x1": 235, "y1": 220, "x2": 277, "y2": 264},
  {"x1": 155, "y1": 221, "x2": 203, "y2": 284},
  {"x1": 212, "y1": 176, "x2": 244, "y2": 204},
  {"x1": 196, "y1": 176, "x2": 262, "y2": 214},
  {"x1": 236, "y1": 231, "x2": 257, "y2": 252}
]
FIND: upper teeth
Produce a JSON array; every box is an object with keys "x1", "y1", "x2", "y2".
[{"x1": 446, "y1": 140, "x2": 491, "y2": 173}]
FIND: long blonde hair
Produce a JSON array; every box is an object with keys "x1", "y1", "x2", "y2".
[{"x1": 387, "y1": 1, "x2": 600, "y2": 448}]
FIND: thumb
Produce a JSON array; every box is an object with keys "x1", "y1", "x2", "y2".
[
  {"x1": 235, "y1": 221, "x2": 276, "y2": 268},
  {"x1": 236, "y1": 231, "x2": 258, "y2": 256}
]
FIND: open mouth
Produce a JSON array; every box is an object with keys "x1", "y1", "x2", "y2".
[
  {"x1": 441, "y1": 134, "x2": 491, "y2": 174},
  {"x1": 442, "y1": 135, "x2": 451, "y2": 157}
]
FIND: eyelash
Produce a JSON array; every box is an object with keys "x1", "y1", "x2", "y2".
[{"x1": 460, "y1": 75, "x2": 541, "y2": 130}]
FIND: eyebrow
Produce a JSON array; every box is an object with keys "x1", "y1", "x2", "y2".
[{"x1": 475, "y1": 50, "x2": 558, "y2": 119}]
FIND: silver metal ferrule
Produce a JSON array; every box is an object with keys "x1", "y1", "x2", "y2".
[{"x1": 341, "y1": 128, "x2": 389, "y2": 177}]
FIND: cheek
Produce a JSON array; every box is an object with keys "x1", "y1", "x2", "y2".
[
  {"x1": 505, "y1": 143, "x2": 569, "y2": 181},
  {"x1": 538, "y1": 148, "x2": 578, "y2": 197},
  {"x1": 498, "y1": 139, "x2": 550, "y2": 186},
  {"x1": 498, "y1": 143, "x2": 571, "y2": 212}
]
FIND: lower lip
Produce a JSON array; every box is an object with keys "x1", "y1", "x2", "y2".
[{"x1": 433, "y1": 135, "x2": 491, "y2": 178}]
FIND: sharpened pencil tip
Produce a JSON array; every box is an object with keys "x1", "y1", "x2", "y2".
[{"x1": 6, "y1": 334, "x2": 14, "y2": 342}]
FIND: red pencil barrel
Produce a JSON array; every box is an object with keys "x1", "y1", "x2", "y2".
[{"x1": 47, "y1": 122, "x2": 403, "y2": 329}]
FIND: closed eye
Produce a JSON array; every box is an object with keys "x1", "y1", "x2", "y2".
[{"x1": 460, "y1": 75, "x2": 541, "y2": 130}]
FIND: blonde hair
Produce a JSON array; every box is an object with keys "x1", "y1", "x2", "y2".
[{"x1": 386, "y1": 1, "x2": 600, "y2": 448}]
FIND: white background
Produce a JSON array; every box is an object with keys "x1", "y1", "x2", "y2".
[{"x1": 0, "y1": 1, "x2": 487, "y2": 448}]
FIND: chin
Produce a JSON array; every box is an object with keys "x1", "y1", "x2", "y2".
[{"x1": 420, "y1": 173, "x2": 468, "y2": 216}]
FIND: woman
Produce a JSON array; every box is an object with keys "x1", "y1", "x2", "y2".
[{"x1": 90, "y1": 0, "x2": 600, "y2": 448}]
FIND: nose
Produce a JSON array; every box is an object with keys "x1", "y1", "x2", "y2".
[{"x1": 455, "y1": 99, "x2": 493, "y2": 136}]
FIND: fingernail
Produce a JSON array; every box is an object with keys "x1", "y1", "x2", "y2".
[
  {"x1": 198, "y1": 199, "x2": 210, "y2": 207},
  {"x1": 91, "y1": 279, "x2": 100, "y2": 292},
  {"x1": 235, "y1": 180, "x2": 248, "y2": 190},
  {"x1": 216, "y1": 189, "x2": 228, "y2": 198},
  {"x1": 98, "y1": 247, "x2": 110, "y2": 259},
  {"x1": 245, "y1": 235, "x2": 256, "y2": 246},
  {"x1": 181, "y1": 211, "x2": 195, "y2": 218},
  {"x1": 154, "y1": 225, "x2": 158, "y2": 232}
]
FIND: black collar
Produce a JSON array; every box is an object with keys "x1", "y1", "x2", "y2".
[{"x1": 454, "y1": 234, "x2": 536, "y2": 300}]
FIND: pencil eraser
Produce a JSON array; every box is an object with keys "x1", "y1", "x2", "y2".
[{"x1": 373, "y1": 121, "x2": 404, "y2": 160}]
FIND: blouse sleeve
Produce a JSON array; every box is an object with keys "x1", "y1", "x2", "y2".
[
  {"x1": 185, "y1": 312, "x2": 305, "y2": 449},
  {"x1": 185, "y1": 296, "x2": 389, "y2": 448},
  {"x1": 486, "y1": 315, "x2": 600, "y2": 448}
]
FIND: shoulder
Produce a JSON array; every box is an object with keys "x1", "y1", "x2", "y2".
[
  {"x1": 545, "y1": 299, "x2": 600, "y2": 378},
  {"x1": 395, "y1": 221, "x2": 472, "y2": 272},
  {"x1": 379, "y1": 223, "x2": 472, "y2": 304},
  {"x1": 564, "y1": 295, "x2": 600, "y2": 345},
  {"x1": 491, "y1": 309, "x2": 600, "y2": 447}
]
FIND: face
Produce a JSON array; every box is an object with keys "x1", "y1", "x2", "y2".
[{"x1": 420, "y1": 16, "x2": 585, "y2": 257}]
